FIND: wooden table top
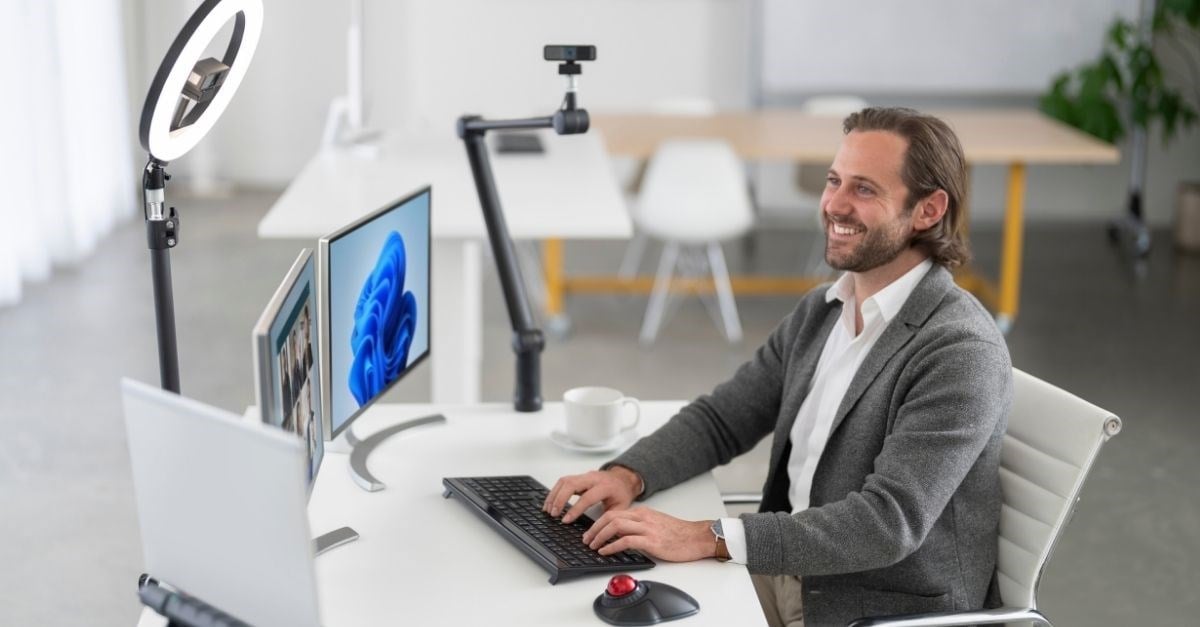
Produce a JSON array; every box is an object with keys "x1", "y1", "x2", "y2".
[{"x1": 592, "y1": 108, "x2": 1120, "y2": 165}]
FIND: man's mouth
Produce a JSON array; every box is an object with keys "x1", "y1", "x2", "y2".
[{"x1": 829, "y1": 221, "x2": 865, "y2": 237}]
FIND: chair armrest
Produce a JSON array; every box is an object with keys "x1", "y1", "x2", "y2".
[
  {"x1": 720, "y1": 492, "x2": 762, "y2": 505},
  {"x1": 847, "y1": 606, "x2": 1049, "y2": 627}
]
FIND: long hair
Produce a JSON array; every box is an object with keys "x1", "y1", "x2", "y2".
[{"x1": 842, "y1": 107, "x2": 971, "y2": 268}]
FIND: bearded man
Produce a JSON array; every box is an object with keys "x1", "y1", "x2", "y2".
[{"x1": 545, "y1": 107, "x2": 1012, "y2": 627}]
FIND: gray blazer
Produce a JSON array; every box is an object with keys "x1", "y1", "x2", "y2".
[{"x1": 609, "y1": 265, "x2": 1012, "y2": 626}]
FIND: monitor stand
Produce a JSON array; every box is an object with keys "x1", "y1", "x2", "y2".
[
  {"x1": 346, "y1": 413, "x2": 447, "y2": 492},
  {"x1": 313, "y1": 526, "x2": 359, "y2": 556},
  {"x1": 309, "y1": 414, "x2": 445, "y2": 556}
]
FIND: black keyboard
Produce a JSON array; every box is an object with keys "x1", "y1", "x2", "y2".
[{"x1": 442, "y1": 475, "x2": 655, "y2": 584}]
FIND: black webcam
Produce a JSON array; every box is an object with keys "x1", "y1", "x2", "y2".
[{"x1": 543, "y1": 45, "x2": 596, "y2": 62}]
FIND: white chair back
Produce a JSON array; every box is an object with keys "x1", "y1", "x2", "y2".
[
  {"x1": 800, "y1": 95, "x2": 870, "y2": 116},
  {"x1": 998, "y1": 369, "x2": 1122, "y2": 609},
  {"x1": 635, "y1": 139, "x2": 754, "y2": 244}
]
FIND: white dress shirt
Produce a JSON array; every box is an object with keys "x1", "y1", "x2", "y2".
[{"x1": 720, "y1": 259, "x2": 933, "y2": 564}]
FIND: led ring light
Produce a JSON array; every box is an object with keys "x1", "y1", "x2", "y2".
[{"x1": 139, "y1": 0, "x2": 263, "y2": 163}]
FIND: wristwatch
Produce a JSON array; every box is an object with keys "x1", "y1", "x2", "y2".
[{"x1": 710, "y1": 520, "x2": 731, "y2": 562}]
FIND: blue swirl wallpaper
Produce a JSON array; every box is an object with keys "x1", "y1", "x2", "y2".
[
  {"x1": 328, "y1": 191, "x2": 429, "y2": 433},
  {"x1": 348, "y1": 231, "x2": 417, "y2": 406}
]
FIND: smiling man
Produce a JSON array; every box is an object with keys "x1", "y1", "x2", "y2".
[{"x1": 545, "y1": 108, "x2": 1012, "y2": 626}]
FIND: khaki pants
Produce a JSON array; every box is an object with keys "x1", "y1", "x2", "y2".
[{"x1": 751, "y1": 574, "x2": 805, "y2": 627}]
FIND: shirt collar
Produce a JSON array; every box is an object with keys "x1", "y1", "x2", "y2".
[{"x1": 825, "y1": 258, "x2": 934, "y2": 325}]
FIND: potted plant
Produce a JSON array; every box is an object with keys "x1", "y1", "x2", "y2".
[{"x1": 1039, "y1": 0, "x2": 1199, "y2": 255}]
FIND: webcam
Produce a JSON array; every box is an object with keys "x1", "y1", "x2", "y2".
[{"x1": 543, "y1": 45, "x2": 597, "y2": 63}]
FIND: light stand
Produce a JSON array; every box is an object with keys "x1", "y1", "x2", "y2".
[
  {"x1": 457, "y1": 45, "x2": 595, "y2": 412},
  {"x1": 137, "y1": 1, "x2": 323, "y2": 619},
  {"x1": 138, "y1": 0, "x2": 263, "y2": 393}
]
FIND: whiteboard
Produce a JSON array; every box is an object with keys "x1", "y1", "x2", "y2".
[{"x1": 760, "y1": 0, "x2": 1140, "y2": 95}]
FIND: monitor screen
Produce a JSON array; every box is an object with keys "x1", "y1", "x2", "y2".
[
  {"x1": 252, "y1": 249, "x2": 325, "y2": 486},
  {"x1": 320, "y1": 186, "x2": 431, "y2": 440}
]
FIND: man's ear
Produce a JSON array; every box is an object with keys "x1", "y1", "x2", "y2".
[{"x1": 912, "y1": 189, "x2": 949, "y2": 233}]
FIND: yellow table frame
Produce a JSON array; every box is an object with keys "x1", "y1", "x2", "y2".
[{"x1": 539, "y1": 110, "x2": 1116, "y2": 334}]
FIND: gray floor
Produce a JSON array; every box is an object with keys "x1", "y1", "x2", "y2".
[{"x1": 2, "y1": 189, "x2": 1198, "y2": 625}]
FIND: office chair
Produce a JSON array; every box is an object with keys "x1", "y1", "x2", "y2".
[
  {"x1": 849, "y1": 368, "x2": 1122, "y2": 626},
  {"x1": 719, "y1": 368, "x2": 1122, "y2": 627},
  {"x1": 631, "y1": 139, "x2": 754, "y2": 344},
  {"x1": 617, "y1": 97, "x2": 719, "y2": 280}
]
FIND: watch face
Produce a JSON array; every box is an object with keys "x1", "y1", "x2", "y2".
[{"x1": 711, "y1": 519, "x2": 724, "y2": 538}]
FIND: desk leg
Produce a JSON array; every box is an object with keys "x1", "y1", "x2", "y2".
[
  {"x1": 542, "y1": 238, "x2": 570, "y2": 336},
  {"x1": 432, "y1": 239, "x2": 481, "y2": 403},
  {"x1": 997, "y1": 162, "x2": 1027, "y2": 333}
]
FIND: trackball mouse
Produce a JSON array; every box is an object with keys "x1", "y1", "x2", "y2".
[{"x1": 593, "y1": 574, "x2": 700, "y2": 625}]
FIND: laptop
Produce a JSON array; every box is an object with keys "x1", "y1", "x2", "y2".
[{"x1": 121, "y1": 378, "x2": 322, "y2": 627}]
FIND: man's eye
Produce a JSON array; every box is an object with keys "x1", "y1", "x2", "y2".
[
  {"x1": 826, "y1": 177, "x2": 839, "y2": 186},
  {"x1": 857, "y1": 185, "x2": 873, "y2": 195}
]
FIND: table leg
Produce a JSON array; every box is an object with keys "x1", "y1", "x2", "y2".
[
  {"x1": 542, "y1": 238, "x2": 570, "y2": 337},
  {"x1": 431, "y1": 239, "x2": 481, "y2": 404},
  {"x1": 997, "y1": 162, "x2": 1027, "y2": 332}
]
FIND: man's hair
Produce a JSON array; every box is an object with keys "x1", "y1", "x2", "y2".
[{"x1": 842, "y1": 107, "x2": 971, "y2": 268}]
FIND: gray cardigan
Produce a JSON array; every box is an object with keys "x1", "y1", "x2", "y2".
[{"x1": 609, "y1": 265, "x2": 1012, "y2": 626}]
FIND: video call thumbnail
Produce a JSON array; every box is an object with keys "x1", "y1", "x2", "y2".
[{"x1": 267, "y1": 265, "x2": 324, "y2": 484}]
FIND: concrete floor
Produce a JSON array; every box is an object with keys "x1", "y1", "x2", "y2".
[{"x1": 2, "y1": 189, "x2": 1198, "y2": 625}]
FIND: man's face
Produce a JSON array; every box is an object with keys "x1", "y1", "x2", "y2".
[{"x1": 820, "y1": 130, "x2": 916, "y2": 273}]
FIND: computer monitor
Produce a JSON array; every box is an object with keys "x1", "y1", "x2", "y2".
[
  {"x1": 319, "y1": 186, "x2": 431, "y2": 442},
  {"x1": 252, "y1": 249, "x2": 324, "y2": 486}
]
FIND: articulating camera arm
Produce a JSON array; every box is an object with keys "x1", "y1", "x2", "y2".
[{"x1": 455, "y1": 46, "x2": 594, "y2": 412}]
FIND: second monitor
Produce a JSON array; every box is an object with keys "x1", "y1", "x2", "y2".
[{"x1": 319, "y1": 186, "x2": 432, "y2": 442}]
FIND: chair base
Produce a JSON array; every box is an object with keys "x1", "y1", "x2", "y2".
[
  {"x1": 848, "y1": 606, "x2": 1050, "y2": 627},
  {"x1": 640, "y1": 241, "x2": 742, "y2": 345}
]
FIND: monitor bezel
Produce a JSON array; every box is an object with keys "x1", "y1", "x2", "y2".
[
  {"x1": 250, "y1": 248, "x2": 324, "y2": 492},
  {"x1": 318, "y1": 185, "x2": 433, "y2": 442}
]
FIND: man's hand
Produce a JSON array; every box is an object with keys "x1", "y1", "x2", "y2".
[
  {"x1": 583, "y1": 507, "x2": 715, "y2": 562},
  {"x1": 543, "y1": 467, "x2": 642, "y2": 523}
]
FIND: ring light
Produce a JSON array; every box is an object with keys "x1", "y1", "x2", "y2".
[{"x1": 139, "y1": 0, "x2": 263, "y2": 163}]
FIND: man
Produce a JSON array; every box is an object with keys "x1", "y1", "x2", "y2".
[{"x1": 544, "y1": 107, "x2": 1011, "y2": 626}]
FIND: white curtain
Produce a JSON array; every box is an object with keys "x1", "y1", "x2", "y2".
[{"x1": 0, "y1": 0, "x2": 135, "y2": 308}]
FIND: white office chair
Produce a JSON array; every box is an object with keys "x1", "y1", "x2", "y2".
[
  {"x1": 848, "y1": 368, "x2": 1123, "y2": 627},
  {"x1": 631, "y1": 139, "x2": 754, "y2": 344},
  {"x1": 617, "y1": 97, "x2": 720, "y2": 279}
]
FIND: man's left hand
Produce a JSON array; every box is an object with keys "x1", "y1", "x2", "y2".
[{"x1": 582, "y1": 506, "x2": 715, "y2": 562}]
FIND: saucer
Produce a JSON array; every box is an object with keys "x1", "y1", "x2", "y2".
[{"x1": 549, "y1": 429, "x2": 638, "y2": 454}]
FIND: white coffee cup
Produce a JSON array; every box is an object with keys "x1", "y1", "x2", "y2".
[{"x1": 563, "y1": 386, "x2": 640, "y2": 447}]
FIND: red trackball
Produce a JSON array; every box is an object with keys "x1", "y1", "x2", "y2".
[{"x1": 606, "y1": 574, "x2": 638, "y2": 597}]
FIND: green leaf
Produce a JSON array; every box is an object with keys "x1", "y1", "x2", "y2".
[
  {"x1": 1098, "y1": 53, "x2": 1124, "y2": 91},
  {"x1": 1107, "y1": 19, "x2": 1133, "y2": 50}
]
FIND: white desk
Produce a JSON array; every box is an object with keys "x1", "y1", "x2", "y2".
[
  {"x1": 258, "y1": 131, "x2": 632, "y2": 404},
  {"x1": 138, "y1": 401, "x2": 765, "y2": 626}
]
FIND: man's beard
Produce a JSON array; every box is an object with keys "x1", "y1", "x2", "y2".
[{"x1": 823, "y1": 214, "x2": 912, "y2": 273}]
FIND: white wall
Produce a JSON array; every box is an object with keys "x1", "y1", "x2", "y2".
[
  {"x1": 125, "y1": 0, "x2": 1198, "y2": 226},
  {"x1": 127, "y1": 0, "x2": 751, "y2": 187}
]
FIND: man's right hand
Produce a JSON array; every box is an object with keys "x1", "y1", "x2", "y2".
[{"x1": 543, "y1": 466, "x2": 643, "y2": 524}]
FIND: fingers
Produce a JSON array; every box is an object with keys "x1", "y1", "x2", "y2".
[
  {"x1": 544, "y1": 470, "x2": 600, "y2": 514},
  {"x1": 544, "y1": 470, "x2": 633, "y2": 520},
  {"x1": 583, "y1": 509, "x2": 644, "y2": 547},
  {"x1": 562, "y1": 487, "x2": 607, "y2": 524},
  {"x1": 544, "y1": 474, "x2": 586, "y2": 517},
  {"x1": 598, "y1": 535, "x2": 642, "y2": 556}
]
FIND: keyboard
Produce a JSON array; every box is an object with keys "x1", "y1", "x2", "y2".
[{"x1": 442, "y1": 475, "x2": 655, "y2": 584}]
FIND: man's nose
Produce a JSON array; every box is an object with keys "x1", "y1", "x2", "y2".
[{"x1": 824, "y1": 187, "x2": 853, "y2": 216}]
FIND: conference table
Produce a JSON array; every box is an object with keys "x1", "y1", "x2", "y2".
[
  {"x1": 137, "y1": 401, "x2": 765, "y2": 626},
  {"x1": 257, "y1": 131, "x2": 631, "y2": 404},
  {"x1": 573, "y1": 108, "x2": 1120, "y2": 332}
]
